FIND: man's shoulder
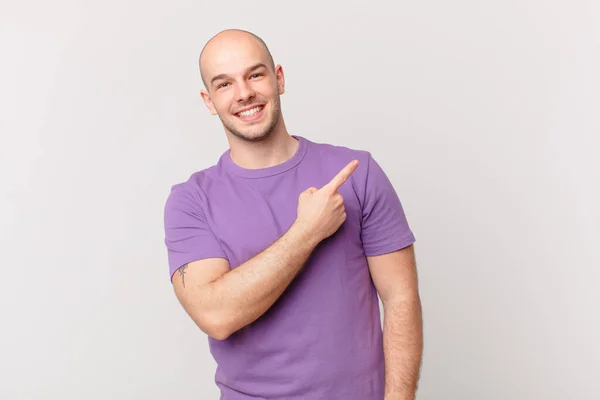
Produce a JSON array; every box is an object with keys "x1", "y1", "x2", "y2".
[
  {"x1": 165, "y1": 163, "x2": 223, "y2": 204},
  {"x1": 305, "y1": 136, "x2": 373, "y2": 163}
]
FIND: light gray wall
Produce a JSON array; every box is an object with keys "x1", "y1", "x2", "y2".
[{"x1": 1, "y1": 1, "x2": 598, "y2": 399}]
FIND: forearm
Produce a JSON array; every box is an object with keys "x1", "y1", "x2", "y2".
[
  {"x1": 202, "y1": 222, "x2": 319, "y2": 338},
  {"x1": 383, "y1": 294, "x2": 423, "y2": 400}
]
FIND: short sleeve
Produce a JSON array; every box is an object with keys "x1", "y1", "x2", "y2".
[
  {"x1": 360, "y1": 153, "x2": 416, "y2": 256},
  {"x1": 163, "y1": 185, "x2": 228, "y2": 280}
]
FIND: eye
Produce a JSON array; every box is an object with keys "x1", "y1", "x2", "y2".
[
  {"x1": 250, "y1": 73, "x2": 262, "y2": 79},
  {"x1": 217, "y1": 82, "x2": 229, "y2": 89}
]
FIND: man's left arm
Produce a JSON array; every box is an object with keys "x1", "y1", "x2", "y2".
[{"x1": 368, "y1": 244, "x2": 423, "y2": 400}]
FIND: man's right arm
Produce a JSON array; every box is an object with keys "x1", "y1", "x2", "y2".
[
  {"x1": 172, "y1": 159, "x2": 359, "y2": 340},
  {"x1": 173, "y1": 221, "x2": 319, "y2": 340}
]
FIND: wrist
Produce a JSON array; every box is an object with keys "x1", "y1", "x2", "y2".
[{"x1": 289, "y1": 220, "x2": 320, "y2": 248}]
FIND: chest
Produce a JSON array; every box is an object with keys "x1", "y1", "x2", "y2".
[{"x1": 204, "y1": 171, "x2": 364, "y2": 268}]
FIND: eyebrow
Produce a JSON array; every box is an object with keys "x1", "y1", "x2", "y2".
[{"x1": 210, "y1": 63, "x2": 268, "y2": 86}]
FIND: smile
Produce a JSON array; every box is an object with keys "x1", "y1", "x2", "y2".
[{"x1": 235, "y1": 105, "x2": 265, "y2": 121}]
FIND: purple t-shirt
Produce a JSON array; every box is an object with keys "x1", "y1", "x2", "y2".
[{"x1": 163, "y1": 135, "x2": 415, "y2": 399}]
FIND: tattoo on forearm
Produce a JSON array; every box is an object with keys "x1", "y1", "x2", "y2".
[{"x1": 179, "y1": 263, "x2": 188, "y2": 288}]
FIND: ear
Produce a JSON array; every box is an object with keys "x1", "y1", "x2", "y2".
[
  {"x1": 200, "y1": 89, "x2": 218, "y2": 115},
  {"x1": 275, "y1": 64, "x2": 285, "y2": 95}
]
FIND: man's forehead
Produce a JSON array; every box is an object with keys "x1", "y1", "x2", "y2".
[
  {"x1": 208, "y1": 46, "x2": 262, "y2": 67},
  {"x1": 199, "y1": 30, "x2": 274, "y2": 86}
]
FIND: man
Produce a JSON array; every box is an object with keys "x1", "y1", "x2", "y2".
[{"x1": 163, "y1": 29, "x2": 423, "y2": 400}]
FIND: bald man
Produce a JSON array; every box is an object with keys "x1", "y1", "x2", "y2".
[{"x1": 163, "y1": 29, "x2": 423, "y2": 400}]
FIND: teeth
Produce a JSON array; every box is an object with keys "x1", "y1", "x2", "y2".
[{"x1": 238, "y1": 106, "x2": 262, "y2": 117}]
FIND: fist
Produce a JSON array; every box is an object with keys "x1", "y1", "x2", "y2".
[{"x1": 295, "y1": 160, "x2": 359, "y2": 242}]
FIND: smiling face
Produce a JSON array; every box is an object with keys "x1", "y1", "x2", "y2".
[{"x1": 199, "y1": 32, "x2": 285, "y2": 143}]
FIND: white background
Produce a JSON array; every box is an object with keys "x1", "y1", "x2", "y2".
[{"x1": 1, "y1": 0, "x2": 599, "y2": 399}]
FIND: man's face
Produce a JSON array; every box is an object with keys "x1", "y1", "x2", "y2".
[{"x1": 200, "y1": 40, "x2": 285, "y2": 142}]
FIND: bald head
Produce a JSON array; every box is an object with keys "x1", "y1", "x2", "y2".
[{"x1": 199, "y1": 29, "x2": 275, "y2": 89}]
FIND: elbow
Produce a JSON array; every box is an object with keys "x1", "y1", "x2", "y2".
[
  {"x1": 207, "y1": 325, "x2": 232, "y2": 341},
  {"x1": 198, "y1": 313, "x2": 234, "y2": 341}
]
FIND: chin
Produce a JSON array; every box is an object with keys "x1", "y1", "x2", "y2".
[
  {"x1": 235, "y1": 129, "x2": 273, "y2": 142},
  {"x1": 226, "y1": 115, "x2": 279, "y2": 143}
]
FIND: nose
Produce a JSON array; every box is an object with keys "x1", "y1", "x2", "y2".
[{"x1": 235, "y1": 79, "x2": 255, "y2": 103}]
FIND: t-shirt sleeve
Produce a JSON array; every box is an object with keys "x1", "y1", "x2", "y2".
[
  {"x1": 163, "y1": 184, "x2": 228, "y2": 280},
  {"x1": 360, "y1": 153, "x2": 416, "y2": 256}
]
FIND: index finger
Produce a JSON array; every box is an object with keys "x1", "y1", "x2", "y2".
[{"x1": 323, "y1": 160, "x2": 359, "y2": 191}]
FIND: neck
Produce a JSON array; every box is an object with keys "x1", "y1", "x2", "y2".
[{"x1": 227, "y1": 123, "x2": 299, "y2": 170}]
